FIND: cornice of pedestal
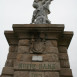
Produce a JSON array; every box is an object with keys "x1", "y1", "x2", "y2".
[{"x1": 4, "y1": 24, "x2": 73, "y2": 48}]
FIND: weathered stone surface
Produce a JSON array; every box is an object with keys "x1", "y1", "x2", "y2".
[
  {"x1": 16, "y1": 54, "x2": 32, "y2": 61},
  {"x1": 59, "y1": 53, "x2": 68, "y2": 60},
  {"x1": 18, "y1": 39, "x2": 30, "y2": 46},
  {"x1": 2, "y1": 67, "x2": 14, "y2": 75},
  {"x1": 45, "y1": 47, "x2": 58, "y2": 54},
  {"x1": 14, "y1": 71, "x2": 29, "y2": 77},
  {"x1": 1, "y1": 75, "x2": 13, "y2": 77},
  {"x1": 60, "y1": 60, "x2": 70, "y2": 68},
  {"x1": 9, "y1": 46, "x2": 18, "y2": 52},
  {"x1": 58, "y1": 46, "x2": 67, "y2": 53},
  {"x1": 5, "y1": 59, "x2": 16, "y2": 67},
  {"x1": 30, "y1": 72, "x2": 44, "y2": 77},
  {"x1": 45, "y1": 72, "x2": 59, "y2": 77},
  {"x1": 43, "y1": 54, "x2": 59, "y2": 62},
  {"x1": 5, "y1": 59, "x2": 13, "y2": 67},
  {"x1": 60, "y1": 68, "x2": 72, "y2": 76},
  {"x1": 16, "y1": 54, "x2": 59, "y2": 62},
  {"x1": 14, "y1": 62, "x2": 60, "y2": 71},
  {"x1": 45, "y1": 40, "x2": 57, "y2": 47},
  {"x1": 18, "y1": 46, "x2": 30, "y2": 53},
  {"x1": 7, "y1": 52, "x2": 17, "y2": 59}
]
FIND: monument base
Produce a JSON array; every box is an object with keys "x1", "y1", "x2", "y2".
[{"x1": 1, "y1": 24, "x2": 73, "y2": 77}]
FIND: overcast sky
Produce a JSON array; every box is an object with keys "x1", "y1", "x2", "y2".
[{"x1": 0, "y1": 0, "x2": 77, "y2": 77}]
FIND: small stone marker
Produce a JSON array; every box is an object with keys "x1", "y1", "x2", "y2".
[{"x1": 32, "y1": 56, "x2": 43, "y2": 62}]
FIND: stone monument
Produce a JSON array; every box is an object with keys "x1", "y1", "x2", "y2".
[{"x1": 1, "y1": 0, "x2": 73, "y2": 77}]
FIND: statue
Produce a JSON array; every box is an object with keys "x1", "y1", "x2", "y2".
[{"x1": 31, "y1": 0, "x2": 53, "y2": 24}]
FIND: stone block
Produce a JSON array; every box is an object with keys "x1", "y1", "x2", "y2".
[
  {"x1": 1, "y1": 75, "x2": 12, "y2": 77},
  {"x1": 58, "y1": 46, "x2": 67, "y2": 53},
  {"x1": 45, "y1": 72, "x2": 59, "y2": 77},
  {"x1": 14, "y1": 71, "x2": 29, "y2": 77},
  {"x1": 59, "y1": 53, "x2": 68, "y2": 60},
  {"x1": 2, "y1": 67, "x2": 14, "y2": 75},
  {"x1": 18, "y1": 39, "x2": 30, "y2": 46},
  {"x1": 60, "y1": 68, "x2": 72, "y2": 76},
  {"x1": 14, "y1": 62, "x2": 60, "y2": 71},
  {"x1": 45, "y1": 47, "x2": 58, "y2": 54},
  {"x1": 60, "y1": 60, "x2": 70, "y2": 68},
  {"x1": 5, "y1": 59, "x2": 16, "y2": 67},
  {"x1": 30, "y1": 72, "x2": 44, "y2": 77},
  {"x1": 9, "y1": 46, "x2": 18, "y2": 52},
  {"x1": 16, "y1": 54, "x2": 32, "y2": 61},
  {"x1": 5, "y1": 59, "x2": 13, "y2": 67},
  {"x1": 7, "y1": 52, "x2": 17, "y2": 59},
  {"x1": 45, "y1": 40, "x2": 57, "y2": 47},
  {"x1": 43, "y1": 54, "x2": 59, "y2": 62},
  {"x1": 18, "y1": 46, "x2": 30, "y2": 53}
]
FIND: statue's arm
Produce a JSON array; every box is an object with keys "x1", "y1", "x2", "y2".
[{"x1": 44, "y1": 0, "x2": 52, "y2": 7}]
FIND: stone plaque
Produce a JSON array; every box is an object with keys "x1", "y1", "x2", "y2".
[
  {"x1": 30, "y1": 72, "x2": 44, "y2": 77},
  {"x1": 14, "y1": 62, "x2": 60, "y2": 71},
  {"x1": 32, "y1": 56, "x2": 43, "y2": 62}
]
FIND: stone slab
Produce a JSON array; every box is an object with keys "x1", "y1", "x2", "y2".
[
  {"x1": 60, "y1": 68, "x2": 72, "y2": 76},
  {"x1": 5, "y1": 59, "x2": 13, "y2": 67},
  {"x1": 7, "y1": 52, "x2": 17, "y2": 59},
  {"x1": 9, "y1": 46, "x2": 18, "y2": 52},
  {"x1": 14, "y1": 71, "x2": 29, "y2": 77},
  {"x1": 60, "y1": 60, "x2": 70, "y2": 68},
  {"x1": 18, "y1": 46, "x2": 30, "y2": 53},
  {"x1": 16, "y1": 54, "x2": 59, "y2": 62},
  {"x1": 45, "y1": 47, "x2": 58, "y2": 54},
  {"x1": 58, "y1": 46, "x2": 67, "y2": 53},
  {"x1": 1, "y1": 76, "x2": 12, "y2": 77},
  {"x1": 59, "y1": 53, "x2": 68, "y2": 60},
  {"x1": 16, "y1": 54, "x2": 32, "y2": 61},
  {"x1": 45, "y1": 72, "x2": 59, "y2": 77},
  {"x1": 13, "y1": 71, "x2": 60, "y2": 77},
  {"x1": 5, "y1": 59, "x2": 16, "y2": 67},
  {"x1": 14, "y1": 62, "x2": 60, "y2": 71},
  {"x1": 18, "y1": 39, "x2": 30, "y2": 46},
  {"x1": 2, "y1": 67, "x2": 14, "y2": 75},
  {"x1": 45, "y1": 40, "x2": 57, "y2": 47}
]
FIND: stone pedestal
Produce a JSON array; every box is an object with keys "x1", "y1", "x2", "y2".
[{"x1": 1, "y1": 24, "x2": 73, "y2": 77}]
